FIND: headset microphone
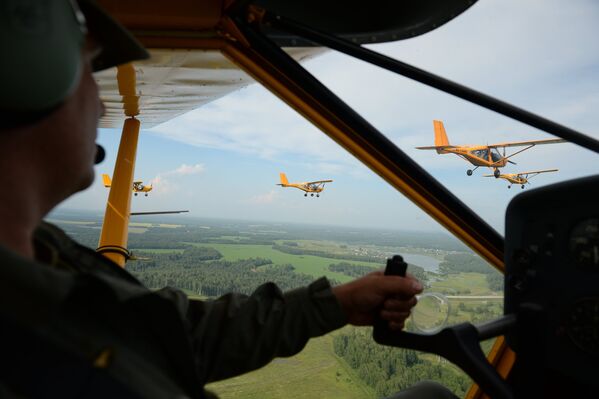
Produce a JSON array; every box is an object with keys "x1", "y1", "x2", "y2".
[{"x1": 94, "y1": 144, "x2": 105, "y2": 164}]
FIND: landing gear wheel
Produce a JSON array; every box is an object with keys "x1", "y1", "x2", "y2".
[
  {"x1": 145, "y1": 193, "x2": 148, "y2": 197},
  {"x1": 508, "y1": 186, "x2": 511, "y2": 189},
  {"x1": 521, "y1": 185, "x2": 525, "y2": 189},
  {"x1": 316, "y1": 194, "x2": 320, "y2": 197},
  {"x1": 311, "y1": 193, "x2": 314, "y2": 197},
  {"x1": 494, "y1": 169, "x2": 500, "y2": 178},
  {"x1": 466, "y1": 169, "x2": 473, "y2": 176},
  {"x1": 134, "y1": 193, "x2": 138, "y2": 196},
  {"x1": 304, "y1": 193, "x2": 307, "y2": 197}
]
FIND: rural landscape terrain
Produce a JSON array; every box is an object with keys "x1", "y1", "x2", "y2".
[{"x1": 49, "y1": 209, "x2": 504, "y2": 398}]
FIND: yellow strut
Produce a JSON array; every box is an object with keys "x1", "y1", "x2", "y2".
[{"x1": 97, "y1": 63, "x2": 141, "y2": 267}]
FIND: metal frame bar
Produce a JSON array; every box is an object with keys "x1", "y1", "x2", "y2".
[{"x1": 264, "y1": 12, "x2": 599, "y2": 154}]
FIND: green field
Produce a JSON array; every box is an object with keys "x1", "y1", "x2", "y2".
[
  {"x1": 430, "y1": 272, "x2": 492, "y2": 296},
  {"x1": 207, "y1": 328, "x2": 375, "y2": 399},
  {"x1": 188, "y1": 243, "x2": 384, "y2": 283}
]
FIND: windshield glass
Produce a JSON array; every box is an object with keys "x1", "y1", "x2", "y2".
[{"x1": 53, "y1": 0, "x2": 597, "y2": 398}]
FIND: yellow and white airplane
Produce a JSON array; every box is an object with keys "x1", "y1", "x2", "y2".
[
  {"x1": 416, "y1": 120, "x2": 565, "y2": 177},
  {"x1": 276, "y1": 173, "x2": 332, "y2": 197},
  {"x1": 483, "y1": 168, "x2": 558, "y2": 189},
  {"x1": 102, "y1": 174, "x2": 153, "y2": 197}
]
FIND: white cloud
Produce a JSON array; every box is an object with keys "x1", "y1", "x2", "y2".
[{"x1": 150, "y1": 163, "x2": 205, "y2": 195}]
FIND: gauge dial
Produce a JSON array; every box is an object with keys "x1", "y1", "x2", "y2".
[
  {"x1": 569, "y1": 218, "x2": 599, "y2": 269},
  {"x1": 566, "y1": 298, "x2": 599, "y2": 355}
]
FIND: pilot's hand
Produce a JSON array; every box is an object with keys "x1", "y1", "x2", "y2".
[{"x1": 332, "y1": 271, "x2": 423, "y2": 330}]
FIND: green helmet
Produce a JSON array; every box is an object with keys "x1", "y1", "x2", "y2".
[{"x1": 0, "y1": 0, "x2": 148, "y2": 121}]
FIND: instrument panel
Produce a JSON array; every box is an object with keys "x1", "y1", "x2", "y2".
[{"x1": 504, "y1": 174, "x2": 599, "y2": 395}]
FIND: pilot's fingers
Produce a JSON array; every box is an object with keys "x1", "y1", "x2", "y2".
[
  {"x1": 388, "y1": 320, "x2": 406, "y2": 331},
  {"x1": 383, "y1": 297, "x2": 418, "y2": 312},
  {"x1": 376, "y1": 276, "x2": 423, "y2": 298},
  {"x1": 380, "y1": 309, "x2": 411, "y2": 322}
]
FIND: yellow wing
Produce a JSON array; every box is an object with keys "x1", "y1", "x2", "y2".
[{"x1": 487, "y1": 138, "x2": 566, "y2": 148}]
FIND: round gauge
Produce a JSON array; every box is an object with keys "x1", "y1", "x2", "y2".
[
  {"x1": 569, "y1": 218, "x2": 599, "y2": 269},
  {"x1": 566, "y1": 298, "x2": 599, "y2": 355},
  {"x1": 411, "y1": 292, "x2": 450, "y2": 334}
]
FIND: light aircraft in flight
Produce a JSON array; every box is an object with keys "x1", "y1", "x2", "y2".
[
  {"x1": 484, "y1": 168, "x2": 558, "y2": 189},
  {"x1": 102, "y1": 174, "x2": 153, "y2": 196},
  {"x1": 276, "y1": 173, "x2": 332, "y2": 197},
  {"x1": 416, "y1": 120, "x2": 566, "y2": 177}
]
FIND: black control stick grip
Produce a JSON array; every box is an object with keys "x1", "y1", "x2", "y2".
[{"x1": 372, "y1": 255, "x2": 408, "y2": 342}]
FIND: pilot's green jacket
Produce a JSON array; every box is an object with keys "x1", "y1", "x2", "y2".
[{"x1": 0, "y1": 223, "x2": 347, "y2": 398}]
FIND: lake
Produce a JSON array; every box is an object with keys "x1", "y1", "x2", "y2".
[{"x1": 401, "y1": 253, "x2": 441, "y2": 273}]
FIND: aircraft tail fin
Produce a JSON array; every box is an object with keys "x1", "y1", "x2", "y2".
[
  {"x1": 279, "y1": 172, "x2": 289, "y2": 186},
  {"x1": 433, "y1": 120, "x2": 450, "y2": 154},
  {"x1": 102, "y1": 174, "x2": 112, "y2": 188}
]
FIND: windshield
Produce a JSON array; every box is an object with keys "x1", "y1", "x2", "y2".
[{"x1": 53, "y1": 0, "x2": 598, "y2": 398}]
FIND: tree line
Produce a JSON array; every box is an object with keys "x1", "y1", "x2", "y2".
[
  {"x1": 333, "y1": 328, "x2": 470, "y2": 398},
  {"x1": 439, "y1": 253, "x2": 503, "y2": 292},
  {"x1": 272, "y1": 244, "x2": 383, "y2": 263},
  {"x1": 128, "y1": 247, "x2": 320, "y2": 297}
]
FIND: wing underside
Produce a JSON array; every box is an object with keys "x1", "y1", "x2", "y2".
[{"x1": 488, "y1": 138, "x2": 566, "y2": 148}]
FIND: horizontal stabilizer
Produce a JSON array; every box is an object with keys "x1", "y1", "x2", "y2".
[{"x1": 415, "y1": 145, "x2": 455, "y2": 150}]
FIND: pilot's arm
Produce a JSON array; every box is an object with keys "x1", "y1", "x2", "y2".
[
  {"x1": 186, "y1": 278, "x2": 345, "y2": 382},
  {"x1": 185, "y1": 272, "x2": 421, "y2": 383}
]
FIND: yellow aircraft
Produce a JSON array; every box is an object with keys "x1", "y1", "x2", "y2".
[
  {"x1": 276, "y1": 173, "x2": 332, "y2": 197},
  {"x1": 484, "y1": 168, "x2": 558, "y2": 189},
  {"x1": 102, "y1": 174, "x2": 153, "y2": 197},
  {"x1": 416, "y1": 120, "x2": 566, "y2": 177}
]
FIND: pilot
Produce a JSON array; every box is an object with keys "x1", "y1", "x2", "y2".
[{"x1": 0, "y1": 1, "x2": 456, "y2": 398}]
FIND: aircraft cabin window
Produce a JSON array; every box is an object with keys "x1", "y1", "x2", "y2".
[{"x1": 51, "y1": 0, "x2": 598, "y2": 399}]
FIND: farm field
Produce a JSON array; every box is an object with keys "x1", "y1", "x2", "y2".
[
  {"x1": 188, "y1": 242, "x2": 383, "y2": 283},
  {"x1": 207, "y1": 329, "x2": 375, "y2": 399}
]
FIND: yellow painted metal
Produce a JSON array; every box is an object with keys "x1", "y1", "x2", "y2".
[
  {"x1": 465, "y1": 337, "x2": 516, "y2": 399},
  {"x1": 97, "y1": 117, "x2": 140, "y2": 267},
  {"x1": 117, "y1": 64, "x2": 140, "y2": 117}
]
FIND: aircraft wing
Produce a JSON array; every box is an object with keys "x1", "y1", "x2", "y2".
[
  {"x1": 513, "y1": 168, "x2": 558, "y2": 176},
  {"x1": 415, "y1": 145, "x2": 456, "y2": 150},
  {"x1": 307, "y1": 179, "x2": 333, "y2": 184},
  {"x1": 130, "y1": 210, "x2": 189, "y2": 216},
  {"x1": 487, "y1": 138, "x2": 566, "y2": 148},
  {"x1": 483, "y1": 169, "x2": 558, "y2": 178}
]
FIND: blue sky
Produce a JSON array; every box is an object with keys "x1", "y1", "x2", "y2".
[{"x1": 60, "y1": 0, "x2": 599, "y2": 234}]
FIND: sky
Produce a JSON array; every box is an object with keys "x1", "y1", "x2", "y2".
[{"x1": 60, "y1": 0, "x2": 599, "y2": 235}]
